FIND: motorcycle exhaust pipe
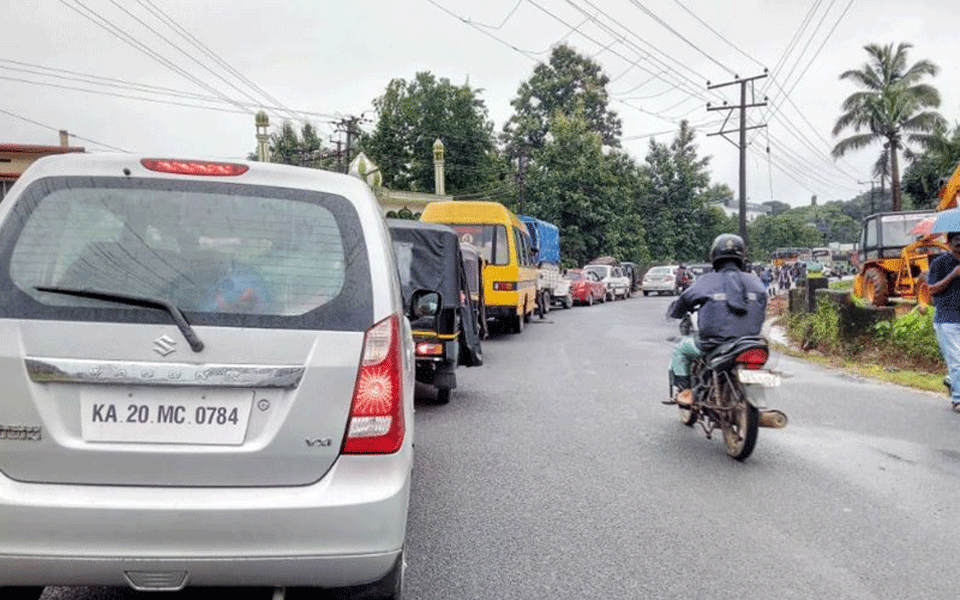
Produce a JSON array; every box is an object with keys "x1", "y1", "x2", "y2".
[{"x1": 759, "y1": 409, "x2": 788, "y2": 429}]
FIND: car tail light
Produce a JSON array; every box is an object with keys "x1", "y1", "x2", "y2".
[
  {"x1": 736, "y1": 348, "x2": 769, "y2": 370},
  {"x1": 416, "y1": 342, "x2": 444, "y2": 357},
  {"x1": 493, "y1": 281, "x2": 518, "y2": 291},
  {"x1": 140, "y1": 158, "x2": 249, "y2": 176},
  {"x1": 342, "y1": 314, "x2": 404, "y2": 454}
]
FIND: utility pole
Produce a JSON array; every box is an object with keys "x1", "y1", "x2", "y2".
[
  {"x1": 707, "y1": 71, "x2": 768, "y2": 252},
  {"x1": 334, "y1": 115, "x2": 365, "y2": 174},
  {"x1": 517, "y1": 151, "x2": 526, "y2": 215},
  {"x1": 859, "y1": 180, "x2": 878, "y2": 214},
  {"x1": 332, "y1": 139, "x2": 343, "y2": 174}
]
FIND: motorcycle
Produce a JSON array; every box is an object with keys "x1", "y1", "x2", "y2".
[{"x1": 668, "y1": 312, "x2": 788, "y2": 461}]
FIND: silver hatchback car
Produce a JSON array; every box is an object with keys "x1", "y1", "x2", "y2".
[{"x1": 0, "y1": 154, "x2": 415, "y2": 599}]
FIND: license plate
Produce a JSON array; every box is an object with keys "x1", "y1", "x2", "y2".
[
  {"x1": 738, "y1": 369, "x2": 781, "y2": 387},
  {"x1": 80, "y1": 388, "x2": 254, "y2": 445}
]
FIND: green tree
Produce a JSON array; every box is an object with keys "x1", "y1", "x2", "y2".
[
  {"x1": 748, "y1": 212, "x2": 824, "y2": 260},
  {"x1": 639, "y1": 121, "x2": 720, "y2": 262},
  {"x1": 902, "y1": 122, "x2": 960, "y2": 208},
  {"x1": 502, "y1": 44, "x2": 622, "y2": 160},
  {"x1": 364, "y1": 72, "x2": 499, "y2": 195},
  {"x1": 831, "y1": 42, "x2": 946, "y2": 211},
  {"x1": 520, "y1": 110, "x2": 647, "y2": 267},
  {"x1": 251, "y1": 121, "x2": 337, "y2": 170},
  {"x1": 760, "y1": 200, "x2": 791, "y2": 216}
]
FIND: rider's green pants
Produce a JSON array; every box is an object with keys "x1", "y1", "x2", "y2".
[{"x1": 670, "y1": 336, "x2": 703, "y2": 379}]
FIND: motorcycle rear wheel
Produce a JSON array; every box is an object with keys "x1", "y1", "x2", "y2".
[{"x1": 722, "y1": 383, "x2": 759, "y2": 460}]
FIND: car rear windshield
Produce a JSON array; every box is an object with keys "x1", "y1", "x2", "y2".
[
  {"x1": 0, "y1": 176, "x2": 373, "y2": 331},
  {"x1": 648, "y1": 267, "x2": 673, "y2": 275}
]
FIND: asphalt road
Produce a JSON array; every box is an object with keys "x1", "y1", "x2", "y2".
[
  {"x1": 404, "y1": 293, "x2": 960, "y2": 599},
  {"x1": 41, "y1": 292, "x2": 960, "y2": 599}
]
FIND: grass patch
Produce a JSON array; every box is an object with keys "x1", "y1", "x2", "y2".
[
  {"x1": 829, "y1": 279, "x2": 853, "y2": 290},
  {"x1": 770, "y1": 325, "x2": 946, "y2": 393},
  {"x1": 771, "y1": 291, "x2": 947, "y2": 394}
]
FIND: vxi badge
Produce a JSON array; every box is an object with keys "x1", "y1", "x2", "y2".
[{"x1": 0, "y1": 425, "x2": 42, "y2": 441}]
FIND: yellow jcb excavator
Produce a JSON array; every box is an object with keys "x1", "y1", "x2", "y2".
[{"x1": 852, "y1": 163, "x2": 960, "y2": 307}]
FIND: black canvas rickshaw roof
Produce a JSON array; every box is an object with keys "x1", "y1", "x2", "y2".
[{"x1": 387, "y1": 219, "x2": 463, "y2": 310}]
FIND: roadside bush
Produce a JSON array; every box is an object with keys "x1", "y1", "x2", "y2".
[
  {"x1": 874, "y1": 308, "x2": 943, "y2": 369},
  {"x1": 785, "y1": 297, "x2": 842, "y2": 353}
]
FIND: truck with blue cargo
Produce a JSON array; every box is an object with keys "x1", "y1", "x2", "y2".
[{"x1": 519, "y1": 215, "x2": 572, "y2": 315}]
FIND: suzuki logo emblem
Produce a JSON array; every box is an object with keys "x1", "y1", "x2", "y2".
[{"x1": 153, "y1": 335, "x2": 177, "y2": 356}]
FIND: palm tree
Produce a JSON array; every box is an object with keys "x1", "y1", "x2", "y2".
[{"x1": 832, "y1": 42, "x2": 946, "y2": 211}]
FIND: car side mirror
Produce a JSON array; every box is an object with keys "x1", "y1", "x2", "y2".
[{"x1": 409, "y1": 290, "x2": 441, "y2": 323}]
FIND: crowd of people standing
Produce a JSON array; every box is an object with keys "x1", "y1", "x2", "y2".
[{"x1": 753, "y1": 262, "x2": 808, "y2": 297}]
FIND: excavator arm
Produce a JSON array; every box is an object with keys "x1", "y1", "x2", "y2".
[{"x1": 936, "y1": 162, "x2": 960, "y2": 211}]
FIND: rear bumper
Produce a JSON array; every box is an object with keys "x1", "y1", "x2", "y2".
[
  {"x1": 569, "y1": 288, "x2": 592, "y2": 301},
  {"x1": 415, "y1": 356, "x2": 457, "y2": 388},
  {"x1": 485, "y1": 305, "x2": 517, "y2": 320},
  {"x1": 0, "y1": 450, "x2": 412, "y2": 588}
]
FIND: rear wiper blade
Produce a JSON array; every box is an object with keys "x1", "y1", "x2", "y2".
[{"x1": 35, "y1": 286, "x2": 204, "y2": 353}]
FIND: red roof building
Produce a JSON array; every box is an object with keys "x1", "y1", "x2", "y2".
[{"x1": 1, "y1": 138, "x2": 85, "y2": 201}]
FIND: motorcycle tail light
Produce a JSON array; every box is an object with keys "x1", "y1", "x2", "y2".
[{"x1": 736, "y1": 348, "x2": 769, "y2": 370}]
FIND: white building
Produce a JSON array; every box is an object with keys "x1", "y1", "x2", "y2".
[{"x1": 714, "y1": 198, "x2": 771, "y2": 222}]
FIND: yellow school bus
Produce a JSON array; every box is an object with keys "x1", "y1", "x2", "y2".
[{"x1": 420, "y1": 201, "x2": 537, "y2": 334}]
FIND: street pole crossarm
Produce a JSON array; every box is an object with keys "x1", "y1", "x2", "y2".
[
  {"x1": 706, "y1": 72, "x2": 768, "y2": 90},
  {"x1": 709, "y1": 132, "x2": 741, "y2": 149},
  {"x1": 707, "y1": 102, "x2": 767, "y2": 111},
  {"x1": 707, "y1": 124, "x2": 767, "y2": 136}
]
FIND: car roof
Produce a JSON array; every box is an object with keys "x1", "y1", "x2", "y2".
[{"x1": 15, "y1": 153, "x2": 375, "y2": 200}]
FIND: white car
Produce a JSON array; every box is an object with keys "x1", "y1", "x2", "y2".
[
  {"x1": 0, "y1": 154, "x2": 416, "y2": 599},
  {"x1": 642, "y1": 265, "x2": 682, "y2": 295},
  {"x1": 584, "y1": 264, "x2": 631, "y2": 300}
]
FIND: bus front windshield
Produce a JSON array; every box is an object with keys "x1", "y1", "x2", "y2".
[{"x1": 448, "y1": 224, "x2": 509, "y2": 265}]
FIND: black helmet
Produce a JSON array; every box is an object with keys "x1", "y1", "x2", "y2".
[{"x1": 709, "y1": 233, "x2": 746, "y2": 269}]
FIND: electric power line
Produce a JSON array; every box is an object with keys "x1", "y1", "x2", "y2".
[
  {"x1": 0, "y1": 108, "x2": 130, "y2": 152},
  {"x1": 59, "y1": 0, "x2": 256, "y2": 116},
  {"x1": 766, "y1": 0, "x2": 824, "y2": 88},
  {"x1": 0, "y1": 74, "x2": 339, "y2": 121},
  {"x1": 624, "y1": 0, "x2": 736, "y2": 76},
  {"x1": 671, "y1": 0, "x2": 766, "y2": 71},
  {"x1": 134, "y1": 0, "x2": 305, "y2": 123},
  {"x1": 104, "y1": 0, "x2": 281, "y2": 115},
  {"x1": 471, "y1": 0, "x2": 525, "y2": 30}
]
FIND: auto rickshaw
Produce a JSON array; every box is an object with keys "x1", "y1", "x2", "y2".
[
  {"x1": 387, "y1": 219, "x2": 484, "y2": 404},
  {"x1": 459, "y1": 241, "x2": 488, "y2": 339}
]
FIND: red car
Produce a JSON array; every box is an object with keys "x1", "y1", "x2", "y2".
[{"x1": 565, "y1": 269, "x2": 607, "y2": 306}]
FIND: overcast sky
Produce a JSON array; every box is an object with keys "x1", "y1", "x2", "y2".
[{"x1": 4, "y1": 0, "x2": 959, "y2": 208}]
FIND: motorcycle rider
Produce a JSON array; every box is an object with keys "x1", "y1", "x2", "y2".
[{"x1": 667, "y1": 234, "x2": 768, "y2": 406}]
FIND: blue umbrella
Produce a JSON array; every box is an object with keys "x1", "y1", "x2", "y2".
[{"x1": 932, "y1": 208, "x2": 960, "y2": 233}]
